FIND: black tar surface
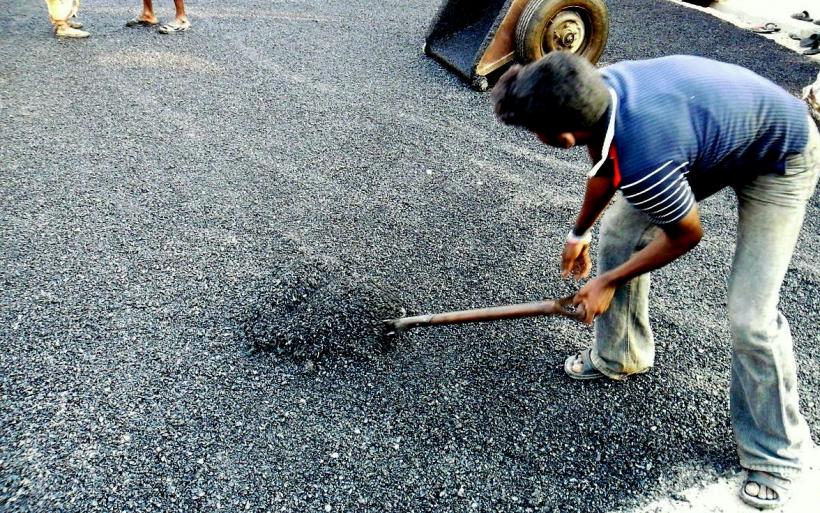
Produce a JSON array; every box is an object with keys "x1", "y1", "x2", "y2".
[{"x1": 1, "y1": 0, "x2": 818, "y2": 512}]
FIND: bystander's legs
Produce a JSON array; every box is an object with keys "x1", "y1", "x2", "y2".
[
  {"x1": 158, "y1": 0, "x2": 190, "y2": 34},
  {"x1": 46, "y1": 0, "x2": 89, "y2": 38}
]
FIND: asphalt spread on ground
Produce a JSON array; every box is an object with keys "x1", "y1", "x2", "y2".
[{"x1": 1, "y1": 0, "x2": 818, "y2": 512}]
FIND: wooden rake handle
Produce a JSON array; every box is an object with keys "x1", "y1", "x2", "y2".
[{"x1": 383, "y1": 295, "x2": 580, "y2": 334}]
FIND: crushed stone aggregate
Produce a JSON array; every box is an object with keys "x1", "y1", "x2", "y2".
[{"x1": 1, "y1": 0, "x2": 818, "y2": 512}]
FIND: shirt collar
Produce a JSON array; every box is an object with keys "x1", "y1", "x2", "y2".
[{"x1": 587, "y1": 87, "x2": 619, "y2": 178}]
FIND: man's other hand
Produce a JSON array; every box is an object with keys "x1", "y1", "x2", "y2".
[
  {"x1": 572, "y1": 275, "x2": 616, "y2": 324},
  {"x1": 561, "y1": 241, "x2": 592, "y2": 279}
]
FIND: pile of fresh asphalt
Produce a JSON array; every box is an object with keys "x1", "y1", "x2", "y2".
[
  {"x1": 2, "y1": 0, "x2": 818, "y2": 512},
  {"x1": 240, "y1": 253, "x2": 405, "y2": 361}
]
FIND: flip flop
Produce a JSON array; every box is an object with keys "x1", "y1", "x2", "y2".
[
  {"x1": 804, "y1": 45, "x2": 820, "y2": 56},
  {"x1": 751, "y1": 22, "x2": 780, "y2": 34},
  {"x1": 125, "y1": 17, "x2": 158, "y2": 27},
  {"x1": 739, "y1": 470, "x2": 791, "y2": 510},
  {"x1": 800, "y1": 33, "x2": 820, "y2": 48},
  {"x1": 158, "y1": 19, "x2": 190, "y2": 34},
  {"x1": 792, "y1": 11, "x2": 813, "y2": 22}
]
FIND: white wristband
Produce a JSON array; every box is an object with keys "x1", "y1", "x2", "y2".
[{"x1": 566, "y1": 228, "x2": 592, "y2": 245}]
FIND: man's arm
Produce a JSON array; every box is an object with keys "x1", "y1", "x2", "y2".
[
  {"x1": 573, "y1": 205, "x2": 703, "y2": 323},
  {"x1": 561, "y1": 174, "x2": 618, "y2": 279},
  {"x1": 604, "y1": 206, "x2": 702, "y2": 286},
  {"x1": 573, "y1": 175, "x2": 618, "y2": 235}
]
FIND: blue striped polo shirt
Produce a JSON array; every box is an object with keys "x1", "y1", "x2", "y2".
[{"x1": 590, "y1": 56, "x2": 809, "y2": 225}]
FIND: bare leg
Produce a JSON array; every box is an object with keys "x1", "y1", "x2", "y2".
[
  {"x1": 126, "y1": 0, "x2": 158, "y2": 26},
  {"x1": 157, "y1": 0, "x2": 190, "y2": 32},
  {"x1": 139, "y1": 0, "x2": 158, "y2": 24},
  {"x1": 173, "y1": 0, "x2": 188, "y2": 23}
]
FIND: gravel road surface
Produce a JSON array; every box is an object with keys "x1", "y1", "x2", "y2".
[{"x1": 1, "y1": 0, "x2": 818, "y2": 512}]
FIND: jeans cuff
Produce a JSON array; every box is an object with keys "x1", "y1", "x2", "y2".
[
  {"x1": 589, "y1": 350, "x2": 630, "y2": 381},
  {"x1": 740, "y1": 463, "x2": 803, "y2": 480}
]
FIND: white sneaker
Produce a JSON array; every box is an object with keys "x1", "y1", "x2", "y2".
[{"x1": 55, "y1": 24, "x2": 90, "y2": 38}]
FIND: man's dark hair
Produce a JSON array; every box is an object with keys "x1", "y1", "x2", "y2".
[{"x1": 492, "y1": 52, "x2": 610, "y2": 134}]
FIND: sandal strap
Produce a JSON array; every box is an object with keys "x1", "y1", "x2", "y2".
[
  {"x1": 163, "y1": 20, "x2": 190, "y2": 29},
  {"x1": 745, "y1": 471, "x2": 791, "y2": 497},
  {"x1": 565, "y1": 348, "x2": 605, "y2": 379},
  {"x1": 579, "y1": 348, "x2": 594, "y2": 368}
]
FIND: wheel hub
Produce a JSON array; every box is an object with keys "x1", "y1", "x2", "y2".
[{"x1": 545, "y1": 10, "x2": 586, "y2": 53}]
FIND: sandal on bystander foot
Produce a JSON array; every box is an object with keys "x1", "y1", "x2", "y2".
[
  {"x1": 125, "y1": 17, "x2": 158, "y2": 27},
  {"x1": 55, "y1": 24, "x2": 89, "y2": 38},
  {"x1": 158, "y1": 19, "x2": 190, "y2": 34}
]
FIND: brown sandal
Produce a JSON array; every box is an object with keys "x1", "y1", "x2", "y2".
[{"x1": 125, "y1": 17, "x2": 158, "y2": 28}]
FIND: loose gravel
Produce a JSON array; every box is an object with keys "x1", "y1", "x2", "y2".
[{"x1": 1, "y1": 0, "x2": 818, "y2": 512}]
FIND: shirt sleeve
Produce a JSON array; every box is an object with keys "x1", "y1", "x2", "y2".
[{"x1": 619, "y1": 160, "x2": 696, "y2": 225}]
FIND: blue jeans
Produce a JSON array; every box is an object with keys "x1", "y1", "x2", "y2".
[{"x1": 590, "y1": 117, "x2": 820, "y2": 477}]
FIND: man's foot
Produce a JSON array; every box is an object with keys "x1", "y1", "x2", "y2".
[
  {"x1": 564, "y1": 348, "x2": 607, "y2": 380},
  {"x1": 158, "y1": 18, "x2": 190, "y2": 34},
  {"x1": 564, "y1": 348, "x2": 651, "y2": 380},
  {"x1": 125, "y1": 15, "x2": 158, "y2": 27},
  {"x1": 55, "y1": 24, "x2": 90, "y2": 38},
  {"x1": 739, "y1": 470, "x2": 791, "y2": 510},
  {"x1": 66, "y1": 17, "x2": 83, "y2": 29}
]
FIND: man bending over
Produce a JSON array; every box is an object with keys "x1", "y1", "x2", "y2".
[{"x1": 492, "y1": 52, "x2": 818, "y2": 510}]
